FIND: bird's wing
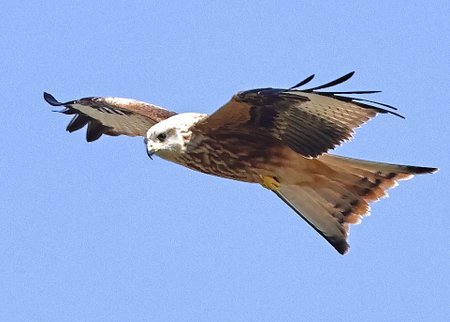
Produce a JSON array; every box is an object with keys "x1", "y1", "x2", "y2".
[
  {"x1": 43, "y1": 92, "x2": 177, "y2": 142},
  {"x1": 194, "y1": 72, "x2": 403, "y2": 158}
]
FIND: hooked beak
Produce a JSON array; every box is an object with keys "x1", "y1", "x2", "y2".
[
  {"x1": 147, "y1": 148, "x2": 154, "y2": 160},
  {"x1": 146, "y1": 143, "x2": 161, "y2": 160}
]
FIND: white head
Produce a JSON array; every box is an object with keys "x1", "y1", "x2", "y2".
[{"x1": 145, "y1": 113, "x2": 206, "y2": 161}]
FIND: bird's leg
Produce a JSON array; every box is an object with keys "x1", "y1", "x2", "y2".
[{"x1": 260, "y1": 175, "x2": 280, "y2": 191}]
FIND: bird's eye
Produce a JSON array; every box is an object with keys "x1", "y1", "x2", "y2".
[{"x1": 157, "y1": 132, "x2": 167, "y2": 142}]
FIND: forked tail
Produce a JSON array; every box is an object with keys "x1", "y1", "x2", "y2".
[{"x1": 275, "y1": 154, "x2": 437, "y2": 254}]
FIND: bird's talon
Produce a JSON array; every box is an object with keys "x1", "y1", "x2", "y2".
[{"x1": 261, "y1": 175, "x2": 280, "y2": 191}]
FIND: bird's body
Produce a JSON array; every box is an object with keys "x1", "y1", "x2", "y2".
[
  {"x1": 148, "y1": 112, "x2": 309, "y2": 184},
  {"x1": 44, "y1": 72, "x2": 437, "y2": 254},
  {"x1": 162, "y1": 116, "x2": 278, "y2": 182},
  {"x1": 146, "y1": 111, "x2": 433, "y2": 254}
]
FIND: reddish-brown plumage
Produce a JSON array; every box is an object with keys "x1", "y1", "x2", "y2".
[{"x1": 45, "y1": 72, "x2": 437, "y2": 254}]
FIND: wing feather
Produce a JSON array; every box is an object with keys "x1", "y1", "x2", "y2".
[
  {"x1": 43, "y1": 92, "x2": 176, "y2": 141},
  {"x1": 66, "y1": 114, "x2": 90, "y2": 133},
  {"x1": 194, "y1": 72, "x2": 403, "y2": 158}
]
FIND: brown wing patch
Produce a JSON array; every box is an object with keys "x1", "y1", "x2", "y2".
[
  {"x1": 194, "y1": 98, "x2": 253, "y2": 130},
  {"x1": 194, "y1": 72, "x2": 403, "y2": 158},
  {"x1": 44, "y1": 92, "x2": 176, "y2": 141}
]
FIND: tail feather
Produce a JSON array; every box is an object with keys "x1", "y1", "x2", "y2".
[
  {"x1": 274, "y1": 187, "x2": 351, "y2": 254},
  {"x1": 276, "y1": 154, "x2": 437, "y2": 254}
]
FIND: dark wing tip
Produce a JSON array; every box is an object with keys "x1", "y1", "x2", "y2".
[
  {"x1": 293, "y1": 72, "x2": 404, "y2": 119},
  {"x1": 304, "y1": 71, "x2": 355, "y2": 91},
  {"x1": 287, "y1": 74, "x2": 316, "y2": 90},
  {"x1": 329, "y1": 237, "x2": 350, "y2": 255},
  {"x1": 66, "y1": 114, "x2": 89, "y2": 133},
  {"x1": 86, "y1": 121, "x2": 106, "y2": 142},
  {"x1": 406, "y1": 165, "x2": 439, "y2": 174},
  {"x1": 43, "y1": 92, "x2": 64, "y2": 106}
]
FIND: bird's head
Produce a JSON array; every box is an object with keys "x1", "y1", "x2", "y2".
[{"x1": 145, "y1": 113, "x2": 206, "y2": 161}]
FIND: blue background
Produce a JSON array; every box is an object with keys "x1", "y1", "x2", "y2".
[{"x1": 1, "y1": 1, "x2": 449, "y2": 321}]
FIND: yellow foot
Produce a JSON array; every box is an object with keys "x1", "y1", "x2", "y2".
[{"x1": 260, "y1": 175, "x2": 280, "y2": 191}]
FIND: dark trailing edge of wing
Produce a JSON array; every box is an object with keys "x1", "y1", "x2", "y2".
[
  {"x1": 273, "y1": 190, "x2": 349, "y2": 255},
  {"x1": 43, "y1": 92, "x2": 114, "y2": 142}
]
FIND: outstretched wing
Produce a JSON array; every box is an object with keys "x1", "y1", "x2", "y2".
[
  {"x1": 44, "y1": 92, "x2": 177, "y2": 142},
  {"x1": 194, "y1": 72, "x2": 403, "y2": 158}
]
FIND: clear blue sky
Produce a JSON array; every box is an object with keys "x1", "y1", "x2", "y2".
[{"x1": 1, "y1": 1, "x2": 449, "y2": 321}]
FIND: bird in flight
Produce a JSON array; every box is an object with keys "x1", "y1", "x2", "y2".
[{"x1": 44, "y1": 72, "x2": 437, "y2": 254}]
